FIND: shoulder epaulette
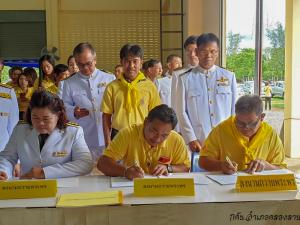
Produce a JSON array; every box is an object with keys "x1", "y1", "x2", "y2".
[
  {"x1": 18, "y1": 120, "x2": 28, "y2": 125},
  {"x1": 66, "y1": 122, "x2": 79, "y2": 127},
  {"x1": 179, "y1": 68, "x2": 193, "y2": 77},
  {"x1": 0, "y1": 83, "x2": 13, "y2": 89},
  {"x1": 100, "y1": 69, "x2": 113, "y2": 75}
]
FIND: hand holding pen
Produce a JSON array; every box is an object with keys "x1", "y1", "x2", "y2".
[
  {"x1": 124, "y1": 161, "x2": 144, "y2": 180},
  {"x1": 221, "y1": 156, "x2": 238, "y2": 175}
]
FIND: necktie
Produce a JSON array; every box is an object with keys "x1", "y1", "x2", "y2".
[{"x1": 39, "y1": 134, "x2": 49, "y2": 151}]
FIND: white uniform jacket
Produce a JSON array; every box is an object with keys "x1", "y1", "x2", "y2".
[
  {"x1": 62, "y1": 69, "x2": 115, "y2": 149},
  {"x1": 0, "y1": 122, "x2": 93, "y2": 179},
  {"x1": 0, "y1": 84, "x2": 19, "y2": 151},
  {"x1": 177, "y1": 65, "x2": 237, "y2": 144}
]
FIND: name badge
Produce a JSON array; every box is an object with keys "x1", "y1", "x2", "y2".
[
  {"x1": 134, "y1": 178, "x2": 195, "y2": 197},
  {"x1": 236, "y1": 174, "x2": 297, "y2": 192},
  {"x1": 52, "y1": 151, "x2": 68, "y2": 157},
  {"x1": 0, "y1": 179, "x2": 57, "y2": 199}
]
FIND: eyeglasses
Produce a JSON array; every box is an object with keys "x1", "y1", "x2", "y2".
[
  {"x1": 235, "y1": 117, "x2": 261, "y2": 129},
  {"x1": 198, "y1": 49, "x2": 219, "y2": 56},
  {"x1": 76, "y1": 60, "x2": 94, "y2": 69}
]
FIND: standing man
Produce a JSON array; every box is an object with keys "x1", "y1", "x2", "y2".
[
  {"x1": 171, "y1": 35, "x2": 199, "y2": 128},
  {"x1": 62, "y1": 42, "x2": 115, "y2": 161},
  {"x1": 101, "y1": 44, "x2": 160, "y2": 146},
  {"x1": 178, "y1": 33, "x2": 237, "y2": 152},
  {"x1": 0, "y1": 83, "x2": 19, "y2": 151}
]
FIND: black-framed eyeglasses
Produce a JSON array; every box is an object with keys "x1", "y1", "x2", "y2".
[{"x1": 76, "y1": 60, "x2": 94, "y2": 69}]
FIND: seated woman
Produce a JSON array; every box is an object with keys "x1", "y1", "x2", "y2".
[
  {"x1": 0, "y1": 90, "x2": 93, "y2": 180},
  {"x1": 15, "y1": 73, "x2": 34, "y2": 120}
]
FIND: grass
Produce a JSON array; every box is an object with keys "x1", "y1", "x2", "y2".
[{"x1": 271, "y1": 97, "x2": 284, "y2": 109}]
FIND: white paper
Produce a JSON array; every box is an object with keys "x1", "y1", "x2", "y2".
[
  {"x1": 57, "y1": 177, "x2": 79, "y2": 188},
  {"x1": 111, "y1": 177, "x2": 134, "y2": 187}
]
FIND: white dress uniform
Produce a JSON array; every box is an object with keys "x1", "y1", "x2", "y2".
[
  {"x1": 61, "y1": 68, "x2": 115, "y2": 159},
  {"x1": 0, "y1": 84, "x2": 19, "y2": 151},
  {"x1": 177, "y1": 65, "x2": 237, "y2": 144},
  {"x1": 0, "y1": 122, "x2": 93, "y2": 178},
  {"x1": 0, "y1": 122, "x2": 93, "y2": 179},
  {"x1": 156, "y1": 76, "x2": 172, "y2": 107}
]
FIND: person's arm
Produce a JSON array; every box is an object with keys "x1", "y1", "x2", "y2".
[
  {"x1": 98, "y1": 155, "x2": 144, "y2": 180},
  {"x1": 245, "y1": 159, "x2": 280, "y2": 174},
  {"x1": 102, "y1": 113, "x2": 112, "y2": 147},
  {"x1": 61, "y1": 80, "x2": 76, "y2": 121},
  {"x1": 199, "y1": 156, "x2": 237, "y2": 175},
  {"x1": 231, "y1": 72, "x2": 238, "y2": 115},
  {"x1": 8, "y1": 89, "x2": 19, "y2": 135},
  {"x1": 177, "y1": 75, "x2": 200, "y2": 150},
  {"x1": 42, "y1": 127, "x2": 93, "y2": 179}
]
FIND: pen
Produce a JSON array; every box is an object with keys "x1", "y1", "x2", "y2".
[{"x1": 225, "y1": 156, "x2": 238, "y2": 170}]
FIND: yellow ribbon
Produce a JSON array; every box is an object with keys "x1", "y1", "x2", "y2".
[{"x1": 119, "y1": 71, "x2": 146, "y2": 112}]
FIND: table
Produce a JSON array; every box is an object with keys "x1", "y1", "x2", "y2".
[{"x1": 1, "y1": 173, "x2": 300, "y2": 225}]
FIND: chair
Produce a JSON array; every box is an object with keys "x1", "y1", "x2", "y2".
[{"x1": 191, "y1": 152, "x2": 206, "y2": 172}]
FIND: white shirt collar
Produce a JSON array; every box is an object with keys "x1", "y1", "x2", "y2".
[{"x1": 197, "y1": 65, "x2": 216, "y2": 74}]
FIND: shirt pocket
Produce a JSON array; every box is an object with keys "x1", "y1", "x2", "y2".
[
  {"x1": 187, "y1": 89, "x2": 202, "y2": 125},
  {"x1": 72, "y1": 90, "x2": 88, "y2": 105},
  {"x1": 216, "y1": 86, "x2": 232, "y2": 94}
]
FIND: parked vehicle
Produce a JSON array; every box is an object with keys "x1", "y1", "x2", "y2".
[{"x1": 271, "y1": 81, "x2": 285, "y2": 98}]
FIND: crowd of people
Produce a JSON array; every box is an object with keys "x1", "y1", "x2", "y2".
[{"x1": 0, "y1": 32, "x2": 286, "y2": 180}]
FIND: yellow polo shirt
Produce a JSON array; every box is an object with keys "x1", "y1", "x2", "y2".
[
  {"x1": 101, "y1": 76, "x2": 161, "y2": 130},
  {"x1": 200, "y1": 116, "x2": 286, "y2": 170},
  {"x1": 15, "y1": 87, "x2": 34, "y2": 112},
  {"x1": 103, "y1": 124, "x2": 191, "y2": 174},
  {"x1": 34, "y1": 77, "x2": 57, "y2": 94}
]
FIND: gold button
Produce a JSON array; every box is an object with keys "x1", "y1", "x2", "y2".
[
  {"x1": 210, "y1": 113, "x2": 214, "y2": 117},
  {"x1": 208, "y1": 88, "x2": 211, "y2": 91},
  {"x1": 209, "y1": 100, "x2": 213, "y2": 104}
]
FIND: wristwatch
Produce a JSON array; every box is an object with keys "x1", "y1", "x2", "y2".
[{"x1": 167, "y1": 164, "x2": 173, "y2": 173}]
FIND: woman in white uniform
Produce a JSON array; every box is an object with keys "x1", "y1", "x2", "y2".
[{"x1": 0, "y1": 90, "x2": 93, "y2": 180}]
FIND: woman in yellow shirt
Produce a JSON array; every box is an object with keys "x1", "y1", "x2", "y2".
[
  {"x1": 34, "y1": 55, "x2": 57, "y2": 94},
  {"x1": 15, "y1": 73, "x2": 34, "y2": 119}
]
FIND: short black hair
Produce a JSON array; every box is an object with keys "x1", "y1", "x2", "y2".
[
  {"x1": 235, "y1": 95, "x2": 263, "y2": 116},
  {"x1": 54, "y1": 64, "x2": 68, "y2": 75},
  {"x1": 67, "y1": 55, "x2": 75, "y2": 65},
  {"x1": 142, "y1": 59, "x2": 160, "y2": 70},
  {"x1": 184, "y1": 35, "x2": 198, "y2": 49},
  {"x1": 9, "y1": 66, "x2": 23, "y2": 75},
  {"x1": 197, "y1": 33, "x2": 220, "y2": 47},
  {"x1": 166, "y1": 54, "x2": 181, "y2": 63},
  {"x1": 26, "y1": 90, "x2": 68, "y2": 130},
  {"x1": 39, "y1": 55, "x2": 55, "y2": 69},
  {"x1": 73, "y1": 42, "x2": 96, "y2": 57},
  {"x1": 147, "y1": 104, "x2": 178, "y2": 129},
  {"x1": 120, "y1": 44, "x2": 143, "y2": 60}
]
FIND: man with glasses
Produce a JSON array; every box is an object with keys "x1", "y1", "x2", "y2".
[
  {"x1": 199, "y1": 95, "x2": 286, "y2": 174},
  {"x1": 177, "y1": 33, "x2": 237, "y2": 152},
  {"x1": 61, "y1": 42, "x2": 115, "y2": 162}
]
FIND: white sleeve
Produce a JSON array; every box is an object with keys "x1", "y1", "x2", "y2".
[
  {"x1": 8, "y1": 89, "x2": 19, "y2": 136},
  {"x1": 231, "y1": 73, "x2": 238, "y2": 115},
  {"x1": 62, "y1": 81, "x2": 76, "y2": 121},
  {"x1": 177, "y1": 76, "x2": 197, "y2": 144}
]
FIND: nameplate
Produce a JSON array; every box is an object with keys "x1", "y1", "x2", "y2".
[
  {"x1": 236, "y1": 174, "x2": 297, "y2": 192},
  {"x1": 134, "y1": 178, "x2": 195, "y2": 197},
  {"x1": 0, "y1": 179, "x2": 57, "y2": 199}
]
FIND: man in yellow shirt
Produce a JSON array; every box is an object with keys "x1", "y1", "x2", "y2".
[
  {"x1": 98, "y1": 104, "x2": 190, "y2": 180},
  {"x1": 101, "y1": 44, "x2": 160, "y2": 146},
  {"x1": 199, "y1": 95, "x2": 286, "y2": 174}
]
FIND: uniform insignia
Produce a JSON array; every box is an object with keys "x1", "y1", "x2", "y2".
[
  {"x1": 216, "y1": 76, "x2": 230, "y2": 86},
  {"x1": 100, "y1": 69, "x2": 113, "y2": 74},
  {"x1": 0, "y1": 112, "x2": 9, "y2": 117},
  {"x1": 97, "y1": 82, "x2": 107, "y2": 88},
  {"x1": 0, "y1": 83, "x2": 13, "y2": 89},
  {"x1": 52, "y1": 151, "x2": 68, "y2": 157},
  {"x1": 0, "y1": 92, "x2": 11, "y2": 99},
  {"x1": 179, "y1": 68, "x2": 193, "y2": 77},
  {"x1": 66, "y1": 122, "x2": 79, "y2": 127},
  {"x1": 18, "y1": 120, "x2": 28, "y2": 124}
]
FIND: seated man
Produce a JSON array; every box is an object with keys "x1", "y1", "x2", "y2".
[
  {"x1": 199, "y1": 95, "x2": 286, "y2": 175},
  {"x1": 98, "y1": 104, "x2": 190, "y2": 180}
]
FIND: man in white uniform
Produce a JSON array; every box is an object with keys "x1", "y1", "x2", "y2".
[
  {"x1": 0, "y1": 83, "x2": 19, "y2": 151},
  {"x1": 62, "y1": 43, "x2": 115, "y2": 161},
  {"x1": 177, "y1": 33, "x2": 237, "y2": 152}
]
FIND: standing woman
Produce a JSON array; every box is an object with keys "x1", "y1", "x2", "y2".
[
  {"x1": 15, "y1": 73, "x2": 34, "y2": 120},
  {"x1": 34, "y1": 55, "x2": 57, "y2": 94},
  {"x1": 0, "y1": 90, "x2": 93, "y2": 180}
]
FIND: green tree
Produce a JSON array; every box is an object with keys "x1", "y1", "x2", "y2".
[{"x1": 227, "y1": 31, "x2": 244, "y2": 55}]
